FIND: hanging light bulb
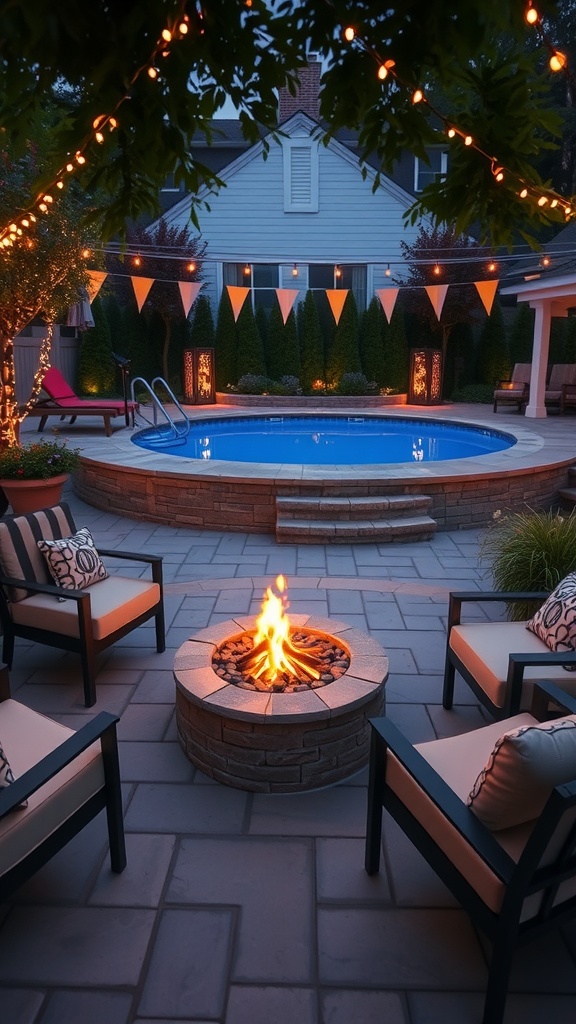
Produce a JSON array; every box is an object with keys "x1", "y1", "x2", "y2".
[
  {"x1": 549, "y1": 51, "x2": 567, "y2": 72},
  {"x1": 133, "y1": 255, "x2": 142, "y2": 267},
  {"x1": 148, "y1": 66, "x2": 159, "y2": 79},
  {"x1": 519, "y1": 187, "x2": 529, "y2": 198},
  {"x1": 343, "y1": 26, "x2": 355, "y2": 41},
  {"x1": 335, "y1": 265, "x2": 342, "y2": 279},
  {"x1": 243, "y1": 263, "x2": 251, "y2": 276},
  {"x1": 447, "y1": 127, "x2": 456, "y2": 138},
  {"x1": 464, "y1": 135, "x2": 473, "y2": 146},
  {"x1": 412, "y1": 89, "x2": 424, "y2": 104},
  {"x1": 525, "y1": 3, "x2": 539, "y2": 25},
  {"x1": 433, "y1": 263, "x2": 441, "y2": 276},
  {"x1": 292, "y1": 264, "x2": 298, "y2": 277},
  {"x1": 187, "y1": 261, "x2": 196, "y2": 273},
  {"x1": 385, "y1": 264, "x2": 391, "y2": 277},
  {"x1": 488, "y1": 261, "x2": 497, "y2": 273}
]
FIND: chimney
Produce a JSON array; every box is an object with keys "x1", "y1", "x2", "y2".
[{"x1": 278, "y1": 56, "x2": 321, "y2": 123}]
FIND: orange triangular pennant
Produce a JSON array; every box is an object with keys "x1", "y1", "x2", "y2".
[
  {"x1": 275, "y1": 288, "x2": 300, "y2": 325},
  {"x1": 178, "y1": 281, "x2": 202, "y2": 318},
  {"x1": 376, "y1": 288, "x2": 399, "y2": 324},
  {"x1": 326, "y1": 289, "x2": 348, "y2": 325},
  {"x1": 474, "y1": 279, "x2": 499, "y2": 316},
  {"x1": 424, "y1": 284, "x2": 449, "y2": 321},
  {"x1": 131, "y1": 276, "x2": 155, "y2": 313},
  {"x1": 86, "y1": 271, "x2": 107, "y2": 303},
  {"x1": 226, "y1": 285, "x2": 251, "y2": 322}
]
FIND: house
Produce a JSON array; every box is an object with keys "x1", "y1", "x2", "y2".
[{"x1": 154, "y1": 59, "x2": 437, "y2": 317}]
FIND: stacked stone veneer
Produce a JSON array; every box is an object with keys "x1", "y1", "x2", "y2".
[
  {"x1": 173, "y1": 617, "x2": 388, "y2": 793},
  {"x1": 75, "y1": 458, "x2": 569, "y2": 534}
]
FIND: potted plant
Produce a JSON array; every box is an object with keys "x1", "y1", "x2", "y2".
[{"x1": 0, "y1": 439, "x2": 81, "y2": 514}]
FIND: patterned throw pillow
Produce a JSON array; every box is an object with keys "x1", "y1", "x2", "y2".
[
  {"x1": 37, "y1": 527, "x2": 108, "y2": 590},
  {"x1": 526, "y1": 572, "x2": 576, "y2": 654},
  {"x1": 0, "y1": 740, "x2": 27, "y2": 810},
  {"x1": 467, "y1": 715, "x2": 576, "y2": 830}
]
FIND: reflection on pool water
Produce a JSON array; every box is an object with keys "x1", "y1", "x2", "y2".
[{"x1": 132, "y1": 415, "x2": 515, "y2": 466}]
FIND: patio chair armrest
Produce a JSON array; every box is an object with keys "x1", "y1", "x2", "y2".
[
  {"x1": 368, "y1": 716, "x2": 514, "y2": 877},
  {"x1": 0, "y1": 711, "x2": 119, "y2": 819},
  {"x1": 531, "y1": 680, "x2": 576, "y2": 719},
  {"x1": 447, "y1": 590, "x2": 549, "y2": 629},
  {"x1": 97, "y1": 549, "x2": 163, "y2": 586},
  {"x1": 0, "y1": 571, "x2": 91, "y2": 602}
]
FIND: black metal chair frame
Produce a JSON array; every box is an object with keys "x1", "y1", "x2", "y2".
[
  {"x1": 0, "y1": 504, "x2": 165, "y2": 707},
  {"x1": 365, "y1": 680, "x2": 576, "y2": 1024},
  {"x1": 0, "y1": 668, "x2": 126, "y2": 901},
  {"x1": 442, "y1": 590, "x2": 576, "y2": 720}
]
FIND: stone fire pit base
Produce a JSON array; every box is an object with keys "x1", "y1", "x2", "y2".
[{"x1": 174, "y1": 616, "x2": 388, "y2": 793}]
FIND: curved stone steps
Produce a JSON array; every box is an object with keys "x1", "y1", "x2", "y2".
[{"x1": 275, "y1": 494, "x2": 436, "y2": 544}]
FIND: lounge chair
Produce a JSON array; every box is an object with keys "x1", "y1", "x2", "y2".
[
  {"x1": 492, "y1": 363, "x2": 531, "y2": 413},
  {"x1": 544, "y1": 363, "x2": 576, "y2": 413},
  {"x1": 25, "y1": 367, "x2": 138, "y2": 436}
]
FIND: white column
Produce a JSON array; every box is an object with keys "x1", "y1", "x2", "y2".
[{"x1": 525, "y1": 300, "x2": 551, "y2": 418}]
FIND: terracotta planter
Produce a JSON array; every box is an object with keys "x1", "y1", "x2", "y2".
[{"x1": 0, "y1": 474, "x2": 69, "y2": 515}]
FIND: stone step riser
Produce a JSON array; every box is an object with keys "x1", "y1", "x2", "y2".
[
  {"x1": 276, "y1": 515, "x2": 437, "y2": 544},
  {"x1": 276, "y1": 494, "x2": 432, "y2": 522}
]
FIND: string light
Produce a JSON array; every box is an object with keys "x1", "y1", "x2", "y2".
[
  {"x1": 186, "y1": 261, "x2": 196, "y2": 272},
  {"x1": 335, "y1": 264, "x2": 342, "y2": 278},
  {"x1": 433, "y1": 263, "x2": 441, "y2": 275},
  {"x1": 343, "y1": 26, "x2": 355, "y2": 42},
  {"x1": 549, "y1": 51, "x2": 567, "y2": 72},
  {"x1": 243, "y1": 263, "x2": 251, "y2": 276},
  {"x1": 133, "y1": 255, "x2": 142, "y2": 267},
  {"x1": 385, "y1": 264, "x2": 391, "y2": 277},
  {"x1": 292, "y1": 263, "x2": 299, "y2": 277},
  {"x1": 525, "y1": 3, "x2": 539, "y2": 25}
]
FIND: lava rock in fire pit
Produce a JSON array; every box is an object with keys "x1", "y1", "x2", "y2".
[{"x1": 212, "y1": 628, "x2": 350, "y2": 693}]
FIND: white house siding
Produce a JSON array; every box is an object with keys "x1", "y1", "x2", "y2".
[{"x1": 160, "y1": 114, "x2": 424, "y2": 314}]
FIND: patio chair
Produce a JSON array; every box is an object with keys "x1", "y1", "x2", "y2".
[
  {"x1": 0, "y1": 502, "x2": 165, "y2": 707},
  {"x1": 26, "y1": 366, "x2": 138, "y2": 436},
  {"x1": 0, "y1": 665, "x2": 126, "y2": 901},
  {"x1": 442, "y1": 588, "x2": 576, "y2": 720},
  {"x1": 365, "y1": 679, "x2": 576, "y2": 1024},
  {"x1": 544, "y1": 364, "x2": 576, "y2": 413},
  {"x1": 492, "y1": 363, "x2": 531, "y2": 413}
]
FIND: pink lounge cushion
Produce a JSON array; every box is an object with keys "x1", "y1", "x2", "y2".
[
  {"x1": 37, "y1": 527, "x2": 108, "y2": 589},
  {"x1": 467, "y1": 715, "x2": 576, "y2": 830},
  {"x1": 526, "y1": 573, "x2": 576, "y2": 654}
]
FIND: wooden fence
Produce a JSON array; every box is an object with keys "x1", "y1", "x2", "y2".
[{"x1": 14, "y1": 325, "x2": 79, "y2": 403}]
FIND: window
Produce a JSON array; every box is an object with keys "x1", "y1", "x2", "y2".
[
  {"x1": 414, "y1": 149, "x2": 448, "y2": 192},
  {"x1": 308, "y1": 264, "x2": 367, "y2": 311},
  {"x1": 283, "y1": 140, "x2": 319, "y2": 212},
  {"x1": 223, "y1": 263, "x2": 279, "y2": 310}
]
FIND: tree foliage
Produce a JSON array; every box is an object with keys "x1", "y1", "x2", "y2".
[{"x1": 0, "y1": 0, "x2": 570, "y2": 246}]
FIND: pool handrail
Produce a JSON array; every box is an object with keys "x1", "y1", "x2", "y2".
[{"x1": 130, "y1": 377, "x2": 191, "y2": 445}]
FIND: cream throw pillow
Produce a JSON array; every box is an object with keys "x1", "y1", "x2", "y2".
[
  {"x1": 37, "y1": 527, "x2": 108, "y2": 590},
  {"x1": 467, "y1": 715, "x2": 576, "y2": 830}
]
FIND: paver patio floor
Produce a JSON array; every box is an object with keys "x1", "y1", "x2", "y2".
[{"x1": 2, "y1": 409, "x2": 576, "y2": 1023}]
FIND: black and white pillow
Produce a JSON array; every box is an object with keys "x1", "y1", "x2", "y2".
[
  {"x1": 526, "y1": 572, "x2": 576, "y2": 654},
  {"x1": 37, "y1": 527, "x2": 108, "y2": 590},
  {"x1": 0, "y1": 740, "x2": 27, "y2": 809}
]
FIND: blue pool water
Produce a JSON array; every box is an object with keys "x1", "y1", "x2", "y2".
[{"x1": 132, "y1": 415, "x2": 515, "y2": 466}]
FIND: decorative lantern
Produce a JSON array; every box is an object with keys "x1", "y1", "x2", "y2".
[
  {"x1": 408, "y1": 348, "x2": 443, "y2": 405},
  {"x1": 183, "y1": 348, "x2": 215, "y2": 404}
]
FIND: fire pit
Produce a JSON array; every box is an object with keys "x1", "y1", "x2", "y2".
[{"x1": 174, "y1": 577, "x2": 388, "y2": 792}]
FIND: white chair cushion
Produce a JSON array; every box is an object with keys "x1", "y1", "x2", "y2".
[
  {"x1": 467, "y1": 715, "x2": 576, "y2": 830},
  {"x1": 386, "y1": 714, "x2": 536, "y2": 914},
  {"x1": 449, "y1": 620, "x2": 576, "y2": 710},
  {"x1": 0, "y1": 699, "x2": 104, "y2": 876},
  {"x1": 37, "y1": 526, "x2": 108, "y2": 589},
  {"x1": 11, "y1": 575, "x2": 160, "y2": 640},
  {"x1": 527, "y1": 573, "x2": 576, "y2": 653}
]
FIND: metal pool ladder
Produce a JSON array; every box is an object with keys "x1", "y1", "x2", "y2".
[{"x1": 130, "y1": 376, "x2": 191, "y2": 445}]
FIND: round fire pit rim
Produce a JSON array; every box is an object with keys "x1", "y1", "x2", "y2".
[{"x1": 174, "y1": 615, "x2": 389, "y2": 725}]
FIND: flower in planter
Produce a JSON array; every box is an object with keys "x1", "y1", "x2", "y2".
[{"x1": 0, "y1": 440, "x2": 81, "y2": 480}]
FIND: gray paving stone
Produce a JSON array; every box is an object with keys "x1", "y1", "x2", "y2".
[
  {"x1": 317, "y1": 907, "x2": 486, "y2": 988},
  {"x1": 321, "y1": 989, "x2": 407, "y2": 1024},
  {"x1": 384, "y1": 673, "x2": 444, "y2": 704},
  {"x1": 384, "y1": 704, "x2": 437, "y2": 744},
  {"x1": 90, "y1": 833, "x2": 176, "y2": 907},
  {"x1": 0, "y1": 907, "x2": 155, "y2": 986},
  {"x1": 137, "y1": 908, "x2": 233, "y2": 1019},
  {"x1": 118, "y1": 740, "x2": 195, "y2": 782},
  {"x1": 12, "y1": 815, "x2": 108, "y2": 904},
  {"x1": 226, "y1": 985, "x2": 317, "y2": 1024},
  {"x1": 167, "y1": 837, "x2": 313, "y2": 983},
  {"x1": 316, "y1": 838, "x2": 391, "y2": 902},
  {"x1": 381, "y1": 815, "x2": 459, "y2": 907},
  {"x1": 131, "y1": 670, "x2": 178, "y2": 703},
  {"x1": 125, "y1": 782, "x2": 248, "y2": 833},
  {"x1": 116, "y1": 703, "x2": 174, "y2": 740},
  {"x1": 37, "y1": 990, "x2": 133, "y2": 1024},
  {"x1": 250, "y1": 785, "x2": 366, "y2": 837}
]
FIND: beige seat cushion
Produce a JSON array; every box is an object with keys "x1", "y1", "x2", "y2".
[
  {"x1": 449, "y1": 620, "x2": 576, "y2": 710},
  {"x1": 0, "y1": 699, "x2": 104, "y2": 876},
  {"x1": 386, "y1": 714, "x2": 536, "y2": 914},
  {"x1": 11, "y1": 576, "x2": 160, "y2": 640}
]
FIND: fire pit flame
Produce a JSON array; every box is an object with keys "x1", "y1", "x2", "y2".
[{"x1": 236, "y1": 575, "x2": 324, "y2": 686}]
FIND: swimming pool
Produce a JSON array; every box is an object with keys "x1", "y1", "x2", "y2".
[{"x1": 132, "y1": 415, "x2": 515, "y2": 465}]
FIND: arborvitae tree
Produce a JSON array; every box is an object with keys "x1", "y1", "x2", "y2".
[
  {"x1": 266, "y1": 301, "x2": 300, "y2": 380},
  {"x1": 169, "y1": 316, "x2": 193, "y2": 392},
  {"x1": 190, "y1": 294, "x2": 215, "y2": 348},
  {"x1": 122, "y1": 306, "x2": 152, "y2": 382},
  {"x1": 214, "y1": 289, "x2": 238, "y2": 390},
  {"x1": 381, "y1": 306, "x2": 409, "y2": 392},
  {"x1": 325, "y1": 292, "x2": 361, "y2": 387},
  {"x1": 236, "y1": 300, "x2": 267, "y2": 378},
  {"x1": 360, "y1": 296, "x2": 386, "y2": 385},
  {"x1": 255, "y1": 304, "x2": 269, "y2": 372},
  {"x1": 102, "y1": 292, "x2": 124, "y2": 354},
  {"x1": 508, "y1": 302, "x2": 535, "y2": 365},
  {"x1": 299, "y1": 291, "x2": 324, "y2": 390},
  {"x1": 145, "y1": 310, "x2": 165, "y2": 381},
  {"x1": 77, "y1": 295, "x2": 116, "y2": 395},
  {"x1": 444, "y1": 321, "x2": 476, "y2": 396},
  {"x1": 475, "y1": 298, "x2": 510, "y2": 386}
]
